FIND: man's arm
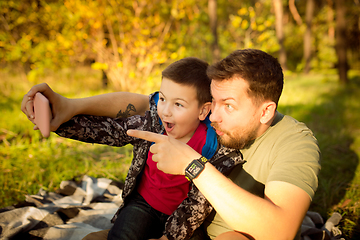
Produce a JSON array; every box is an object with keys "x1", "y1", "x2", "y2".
[
  {"x1": 127, "y1": 130, "x2": 310, "y2": 240},
  {"x1": 21, "y1": 83, "x2": 149, "y2": 131},
  {"x1": 194, "y1": 165, "x2": 310, "y2": 240}
]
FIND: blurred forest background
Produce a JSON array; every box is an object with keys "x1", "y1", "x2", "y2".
[
  {"x1": 1, "y1": 0, "x2": 359, "y2": 89},
  {"x1": 1, "y1": 0, "x2": 360, "y2": 239}
]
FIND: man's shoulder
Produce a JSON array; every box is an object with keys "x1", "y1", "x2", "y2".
[
  {"x1": 246, "y1": 112, "x2": 319, "y2": 161},
  {"x1": 272, "y1": 113, "x2": 316, "y2": 138}
]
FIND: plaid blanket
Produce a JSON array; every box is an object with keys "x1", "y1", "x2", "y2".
[
  {"x1": 0, "y1": 175, "x2": 344, "y2": 240},
  {"x1": 0, "y1": 175, "x2": 123, "y2": 240}
]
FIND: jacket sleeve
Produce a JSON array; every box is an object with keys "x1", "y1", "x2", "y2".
[
  {"x1": 55, "y1": 92, "x2": 159, "y2": 147},
  {"x1": 164, "y1": 183, "x2": 213, "y2": 240},
  {"x1": 55, "y1": 114, "x2": 147, "y2": 147}
]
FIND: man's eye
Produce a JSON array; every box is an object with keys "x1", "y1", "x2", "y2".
[{"x1": 226, "y1": 104, "x2": 233, "y2": 110}]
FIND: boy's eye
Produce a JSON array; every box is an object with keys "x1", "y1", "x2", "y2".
[
  {"x1": 159, "y1": 97, "x2": 165, "y2": 102},
  {"x1": 175, "y1": 102, "x2": 183, "y2": 107}
]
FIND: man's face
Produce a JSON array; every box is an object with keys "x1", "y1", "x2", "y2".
[{"x1": 209, "y1": 78, "x2": 262, "y2": 149}]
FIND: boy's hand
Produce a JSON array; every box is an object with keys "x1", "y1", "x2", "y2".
[
  {"x1": 21, "y1": 83, "x2": 74, "y2": 131},
  {"x1": 127, "y1": 130, "x2": 202, "y2": 175}
]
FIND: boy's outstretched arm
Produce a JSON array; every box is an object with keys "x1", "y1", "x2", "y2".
[{"x1": 21, "y1": 83, "x2": 149, "y2": 131}]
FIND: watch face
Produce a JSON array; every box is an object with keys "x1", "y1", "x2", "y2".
[{"x1": 187, "y1": 161, "x2": 203, "y2": 177}]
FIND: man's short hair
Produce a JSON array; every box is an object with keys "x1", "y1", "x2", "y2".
[{"x1": 207, "y1": 49, "x2": 284, "y2": 106}]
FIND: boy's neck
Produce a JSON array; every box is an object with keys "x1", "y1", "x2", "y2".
[{"x1": 174, "y1": 122, "x2": 202, "y2": 144}]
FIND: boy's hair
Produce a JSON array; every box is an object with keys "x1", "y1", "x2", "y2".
[
  {"x1": 207, "y1": 49, "x2": 284, "y2": 107},
  {"x1": 162, "y1": 57, "x2": 212, "y2": 105}
]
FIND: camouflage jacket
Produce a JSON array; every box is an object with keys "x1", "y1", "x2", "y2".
[{"x1": 56, "y1": 92, "x2": 244, "y2": 240}]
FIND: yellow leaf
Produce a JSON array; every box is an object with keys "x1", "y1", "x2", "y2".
[
  {"x1": 238, "y1": 7, "x2": 247, "y2": 16},
  {"x1": 77, "y1": 22, "x2": 83, "y2": 29},
  {"x1": 129, "y1": 71, "x2": 135, "y2": 79},
  {"x1": 233, "y1": 16, "x2": 242, "y2": 28},
  {"x1": 241, "y1": 20, "x2": 249, "y2": 30},
  {"x1": 170, "y1": 52, "x2": 178, "y2": 59},
  {"x1": 251, "y1": 21, "x2": 257, "y2": 30},
  {"x1": 91, "y1": 62, "x2": 108, "y2": 70},
  {"x1": 154, "y1": 15, "x2": 160, "y2": 25},
  {"x1": 93, "y1": 21, "x2": 102, "y2": 29},
  {"x1": 141, "y1": 29, "x2": 150, "y2": 35},
  {"x1": 265, "y1": 20, "x2": 272, "y2": 27},
  {"x1": 171, "y1": 8, "x2": 178, "y2": 18},
  {"x1": 258, "y1": 24, "x2": 266, "y2": 32},
  {"x1": 249, "y1": 7, "x2": 255, "y2": 18}
]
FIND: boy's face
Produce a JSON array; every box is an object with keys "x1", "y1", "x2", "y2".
[{"x1": 157, "y1": 77, "x2": 208, "y2": 143}]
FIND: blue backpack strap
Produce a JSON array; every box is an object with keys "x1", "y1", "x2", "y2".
[
  {"x1": 153, "y1": 91, "x2": 159, "y2": 105},
  {"x1": 152, "y1": 92, "x2": 163, "y2": 125},
  {"x1": 153, "y1": 91, "x2": 217, "y2": 158},
  {"x1": 201, "y1": 116, "x2": 218, "y2": 159}
]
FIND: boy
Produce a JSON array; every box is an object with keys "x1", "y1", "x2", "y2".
[{"x1": 53, "y1": 57, "x2": 244, "y2": 240}]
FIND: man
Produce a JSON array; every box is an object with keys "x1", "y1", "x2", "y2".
[{"x1": 22, "y1": 49, "x2": 321, "y2": 240}]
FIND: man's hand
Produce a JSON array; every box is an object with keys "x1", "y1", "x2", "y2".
[
  {"x1": 21, "y1": 83, "x2": 74, "y2": 131},
  {"x1": 127, "y1": 129, "x2": 202, "y2": 175}
]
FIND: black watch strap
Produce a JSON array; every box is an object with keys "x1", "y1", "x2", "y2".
[{"x1": 185, "y1": 156, "x2": 208, "y2": 181}]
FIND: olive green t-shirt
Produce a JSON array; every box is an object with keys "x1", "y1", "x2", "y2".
[{"x1": 204, "y1": 112, "x2": 321, "y2": 240}]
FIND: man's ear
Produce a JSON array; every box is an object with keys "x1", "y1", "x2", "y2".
[
  {"x1": 260, "y1": 101, "x2": 276, "y2": 124},
  {"x1": 199, "y1": 102, "x2": 212, "y2": 121}
]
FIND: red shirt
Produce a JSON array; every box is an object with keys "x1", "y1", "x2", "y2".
[{"x1": 137, "y1": 123, "x2": 207, "y2": 215}]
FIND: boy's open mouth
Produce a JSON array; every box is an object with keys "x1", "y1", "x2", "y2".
[{"x1": 165, "y1": 122, "x2": 175, "y2": 131}]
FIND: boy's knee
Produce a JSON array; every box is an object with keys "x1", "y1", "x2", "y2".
[
  {"x1": 214, "y1": 231, "x2": 252, "y2": 240},
  {"x1": 82, "y1": 229, "x2": 110, "y2": 240}
]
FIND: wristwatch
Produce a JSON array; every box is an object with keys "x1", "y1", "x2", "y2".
[{"x1": 185, "y1": 156, "x2": 208, "y2": 181}]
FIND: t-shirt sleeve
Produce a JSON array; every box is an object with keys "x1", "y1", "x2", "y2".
[{"x1": 267, "y1": 125, "x2": 321, "y2": 200}]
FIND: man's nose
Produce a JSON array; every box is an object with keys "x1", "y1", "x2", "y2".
[{"x1": 209, "y1": 104, "x2": 221, "y2": 123}]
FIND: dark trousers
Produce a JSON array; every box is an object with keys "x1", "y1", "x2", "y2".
[{"x1": 107, "y1": 192, "x2": 169, "y2": 240}]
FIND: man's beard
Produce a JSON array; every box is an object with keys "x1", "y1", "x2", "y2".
[{"x1": 211, "y1": 122, "x2": 258, "y2": 149}]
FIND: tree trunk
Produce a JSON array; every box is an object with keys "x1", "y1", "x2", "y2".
[
  {"x1": 304, "y1": 0, "x2": 314, "y2": 74},
  {"x1": 273, "y1": 0, "x2": 287, "y2": 70},
  {"x1": 327, "y1": 0, "x2": 335, "y2": 41},
  {"x1": 335, "y1": 0, "x2": 349, "y2": 84},
  {"x1": 208, "y1": 0, "x2": 220, "y2": 63},
  {"x1": 95, "y1": 26, "x2": 108, "y2": 89},
  {"x1": 289, "y1": 0, "x2": 302, "y2": 25}
]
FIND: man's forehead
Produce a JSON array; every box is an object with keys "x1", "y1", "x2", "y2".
[
  {"x1": 210, "y1": 78, "x2": 248, "y2": 100},
  {"x1": 211, "y1": 83, "x2": 234, "y2": 100}
]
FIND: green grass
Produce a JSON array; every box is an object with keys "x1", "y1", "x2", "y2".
[
  {"x1": 1, "y1": 68, "x2": 360, "y2": 239},
  {"x1": 0, "y1": 68, "x2": 136, "y2": 208},
  {"x1": 280, "y1": 71, "x2": 360, "y2": 239}
]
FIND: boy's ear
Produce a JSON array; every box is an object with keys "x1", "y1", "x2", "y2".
[
  {"x1": 260, "y1": 101, "x2": 276, "y2": 124},
  {"x1": 199, "y1": 102, "x2": 212, "y2": 121}
]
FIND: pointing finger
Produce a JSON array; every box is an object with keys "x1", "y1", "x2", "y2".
[{"x1": 127, "y1": 129, "x2": 166, "y2": 143}]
